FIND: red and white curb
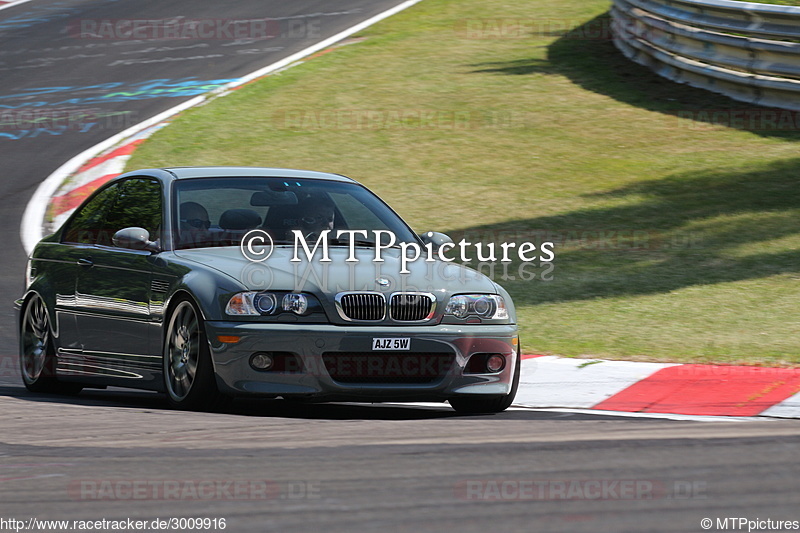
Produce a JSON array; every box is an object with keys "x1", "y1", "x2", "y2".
[
  {"x1": 517, "y1": 356, "x2": 800, "y2": 419},
  {"x1": 0, "y1": 0, "x2": 34, "y2": 10},
  {"x1": 0, "y1": 0, "x2": 36, "y2": 12}
]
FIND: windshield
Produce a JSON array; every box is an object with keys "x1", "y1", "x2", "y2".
[{"x1": 173, "y1": 177, "x2": 418, "y2": 250}]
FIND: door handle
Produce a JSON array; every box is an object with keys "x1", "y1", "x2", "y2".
[{"x1": 77, "y1": 258, "x2": 93, "y2": 267}]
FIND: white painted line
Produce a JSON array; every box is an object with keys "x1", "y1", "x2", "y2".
[
  {"x1": 374, "y1": 403, "x2": 773, "y2": 421},
  {"x1": 20, "y1": 0, "x2": 426, "y2": 254},
  {"x1": 516, "y1": 407, "x2": 767, "y2": 423}
]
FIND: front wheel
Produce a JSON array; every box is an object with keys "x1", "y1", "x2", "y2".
[
  {"x1": 163, "y1": 298, "x2": 227, "y2": 411},
  {"x1": 20, "y1": 295, "x2": 82, "y2": 395},
  {"x1": 449, "y1": 348, "x2": 521, "y2": 414}
]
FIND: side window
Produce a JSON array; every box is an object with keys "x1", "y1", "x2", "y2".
[
  {"x1": 102, "y1": 178, "x2": 162, "y2": 247},
  {"x1": 62, "y1": 183, "x2": 121, "y2": 245}
]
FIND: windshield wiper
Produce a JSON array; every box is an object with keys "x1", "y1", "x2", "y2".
[
  {"x1": 329, "y1": 237, "x2": 377, "y2": 247},
  {"x1": 268, "y1": 236, "x2": 401, "y2": 249}
]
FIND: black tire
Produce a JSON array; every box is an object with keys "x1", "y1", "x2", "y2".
[
  {"x1": 163, "y1": 297, "x2": 227, "y2": 411},
  {"x1": 19, "y1": 295, "x2": 82, "y2": 395},
  {"x1": 449, "y1": 348, "x2": 521, "y2": 414}
]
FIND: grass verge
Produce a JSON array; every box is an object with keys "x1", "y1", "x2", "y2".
[{"x1": 128, "y1": 0, "x2": 800, "y2": 365}]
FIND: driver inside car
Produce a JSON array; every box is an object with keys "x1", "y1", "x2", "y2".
[
  {"x1": 297, "y1": 196, "x2": 335, "y2": 241},
  {"x1": 178, "y1": 201, "x2": 213, "y2": 248}
]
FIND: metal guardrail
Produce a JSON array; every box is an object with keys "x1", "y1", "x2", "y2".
[{"x1": 611, "y1": 0, "x2": 800, "y2": 110}]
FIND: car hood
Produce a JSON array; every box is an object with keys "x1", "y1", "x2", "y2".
[{"x1": 173, "y1": 246, "x2": 499, "y2": 296}]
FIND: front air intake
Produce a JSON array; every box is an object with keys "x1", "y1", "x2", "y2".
[
  {"x1": 389, "y1": 293, "x2": 435, "y2": 322},
  {"x1": 336, "y1": 292, "x2": 386, "y2": 321}
]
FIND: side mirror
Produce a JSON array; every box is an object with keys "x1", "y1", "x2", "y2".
[
  {"x1": 112, "y1": 227, "x2": 160, "y2": 252},
  {"x1": 419, "y1": 231, "x2": 454, "y2": 250}
]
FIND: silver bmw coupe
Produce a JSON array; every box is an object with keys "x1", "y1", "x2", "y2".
[{"x1": 17, "y1": 167, "x2": 520, "y2": 413}]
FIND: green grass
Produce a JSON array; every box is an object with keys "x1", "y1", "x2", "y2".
[{"x1": 128, "y1": 0, "x2": 800, "y2": 366}]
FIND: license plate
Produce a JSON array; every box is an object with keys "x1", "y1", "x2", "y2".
[{"x1": 372, "y1": 337, "x2": 411, "y2": 350}]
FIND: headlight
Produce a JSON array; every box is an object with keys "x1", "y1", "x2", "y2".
[
  {"x1": 444, "y1": 294, "x2": 508, "y2": 320},
  {"x1": 25, "y1": 258, "x2": 34, "y2": 288},
  {"x1": 254, "y1": 293, "x2": 277, "y2": 314},
  {"x1": 226, "y1": 292, "x2": 319, "y2": 317}
]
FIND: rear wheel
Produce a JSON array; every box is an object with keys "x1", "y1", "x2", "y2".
[
  {"x1": 163, "y1": 298, "x2": 226, "y2": 411},
  {"x1": 449, "y1": 348, "x2": 521, "y2": 414},
  {"x1": 20, "y1": 295, "x2": 82, "y2": 395}
]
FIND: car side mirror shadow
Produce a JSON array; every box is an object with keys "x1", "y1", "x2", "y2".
[
  {"x1": 112, "y1": 227, "x2": 161, "y2": 252},
  {"x1": 419, "y1": 231, "x2": 454, "y2": 251}
]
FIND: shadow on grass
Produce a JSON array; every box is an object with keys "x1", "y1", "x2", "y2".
[
  {"x1": 459, "y1": 11, "x2": 800, "y2": 307},
  {"x1": 450, "y1": 158, "x2": 800, "y2": 307},
  {"x1": 471, "y1": 12, "x2": 800, "y2": 141}
]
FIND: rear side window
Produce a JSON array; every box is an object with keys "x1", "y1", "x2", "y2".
[
  {"x1": 102, "y1": 179, "x2": 162, "y2": 245},
  {"x1": 62, "y1": 183, "x2": 121, "y2": 245},
  {"x1": 62, "y1": 178, "x2": 162, "y2": 246}
]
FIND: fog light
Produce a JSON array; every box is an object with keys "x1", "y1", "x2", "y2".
[
  {"x1": 445, "y1": 295, "x2": 469, "y2": 318},
  {"x1": 486, "y1": 354, "x2": 505, "y2": 373},
  {"x1": 250, "y1": 352, "x2": 274, "y2": 371},
  {"x1": 282, "y1": 293, "x2": 308, "y2": 315}
]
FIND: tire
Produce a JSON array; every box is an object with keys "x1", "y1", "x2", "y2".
[
  {"x1": 19, "y1": 295, "x2": 82, "y2": 395},
  {"x1": 163, "y1": 297, "x2": 227, "y2": 411},
  {"x1": 449, "y1": 348, "x2": 521, "y2": 414}
]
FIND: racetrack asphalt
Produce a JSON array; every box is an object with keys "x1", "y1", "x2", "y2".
[
  {"x1": 2, "y1": 2, "x2": 800, "y2": 531},
  {"x1": 1, "y1": 383, "x2": 799, "y2": 532}
]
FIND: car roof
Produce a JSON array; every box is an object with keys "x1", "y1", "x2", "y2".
[{"x1": 161, "y1": 167, "x2": 357, "y2": 183}]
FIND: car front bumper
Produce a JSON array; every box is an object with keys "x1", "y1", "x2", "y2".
[{"x1": 204, "y1": 321, "x2": 519, "y2": 402}]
